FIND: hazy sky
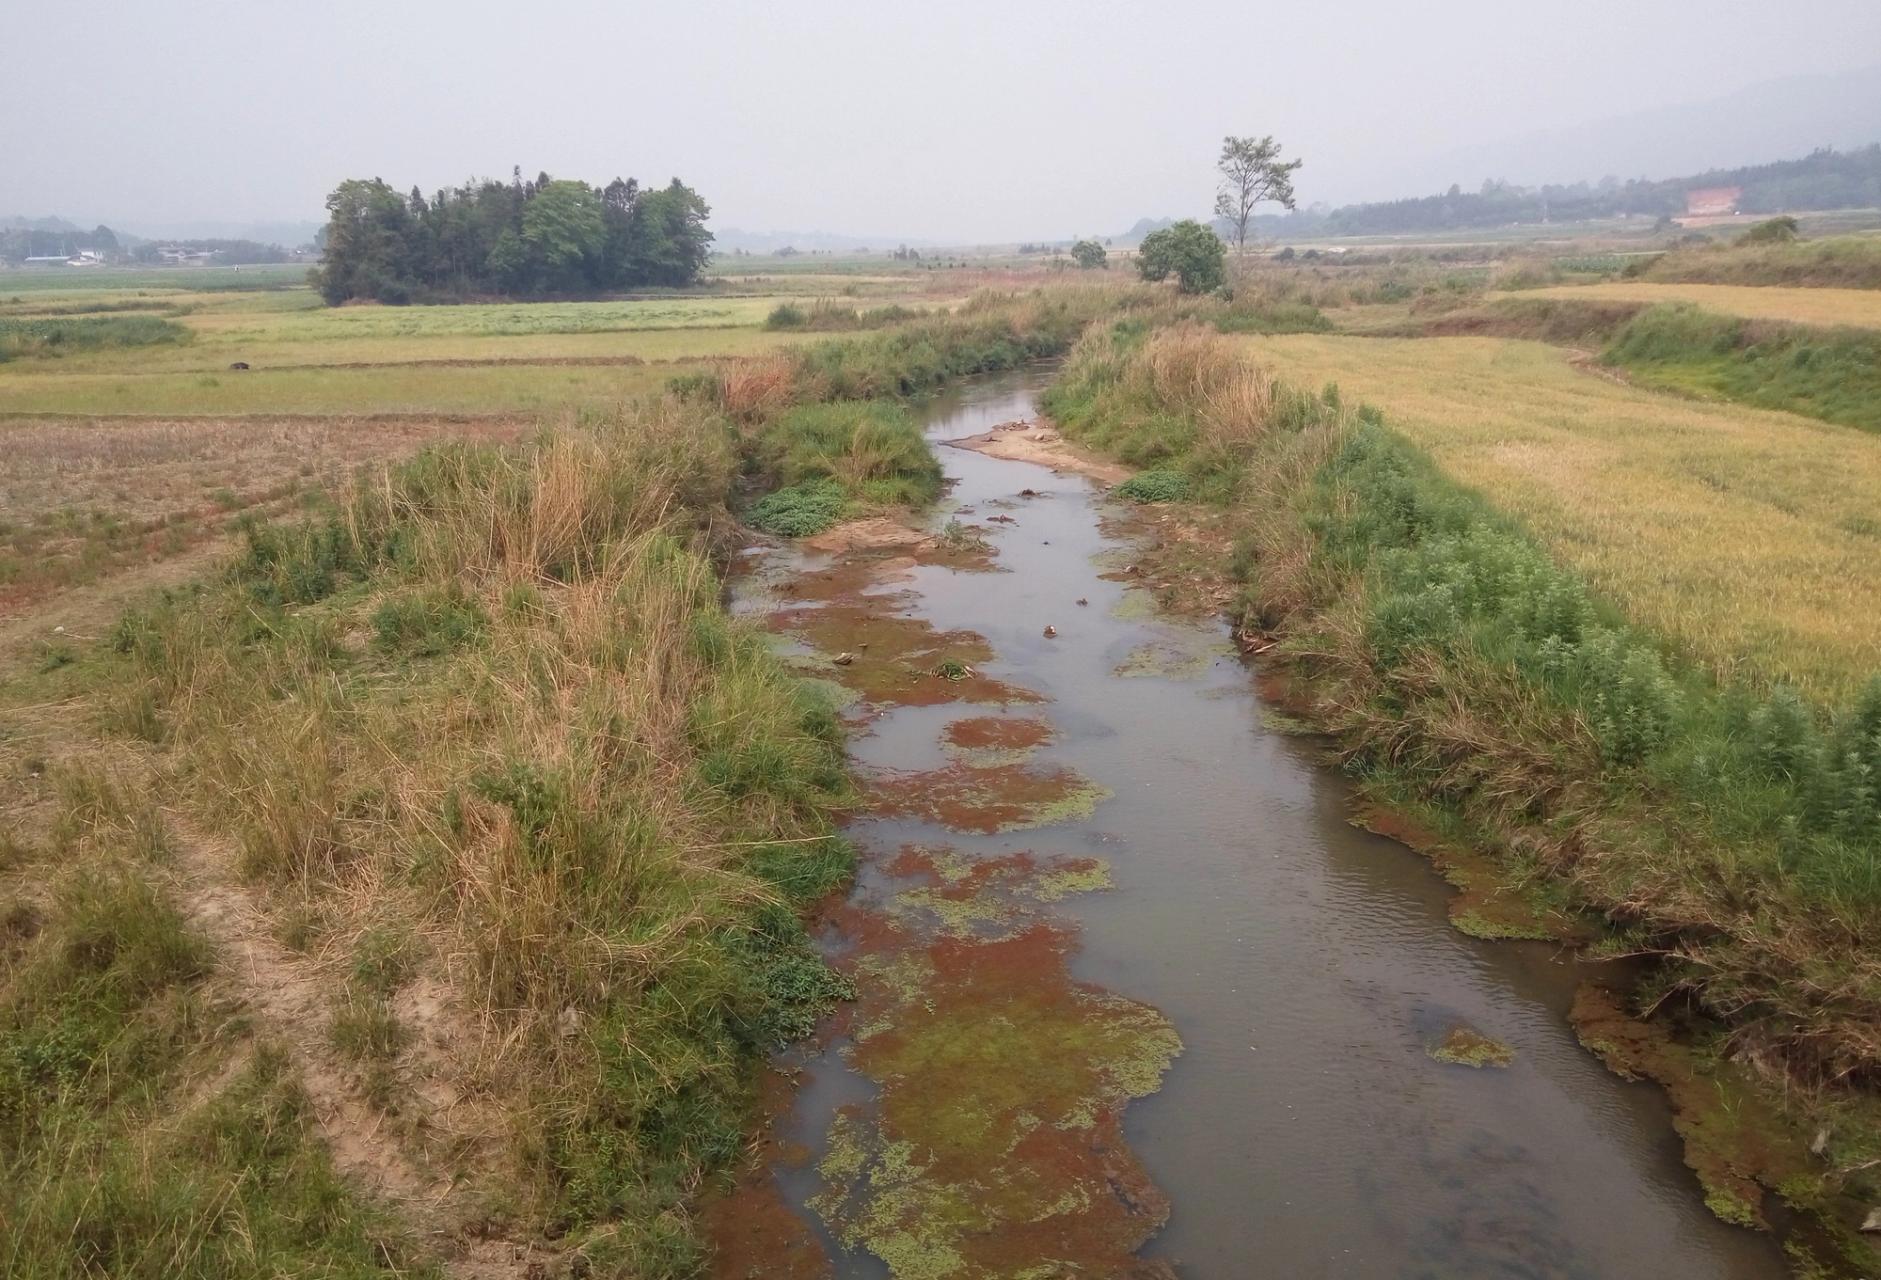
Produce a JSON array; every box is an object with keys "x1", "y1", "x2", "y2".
[{"x1": 7, "y1": 0, "x2": 1880, "y2": 241}]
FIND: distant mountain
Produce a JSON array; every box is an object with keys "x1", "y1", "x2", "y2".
[
  {"x1": 712, "y1": 226, "x2": 940, "y2": 255},
  {"x1": 2, "y1": 215, "x2": 82, "y2": 233},
  {"x1": 1119, "y1": 138, "x2": 1881, "y2": 242},
  {"x1": 1114, "y1": 215, "x2": 1240, "y2": 245},
  {"x1": 1403, "y1": 65, "x2": 1881, "y2": 195}
]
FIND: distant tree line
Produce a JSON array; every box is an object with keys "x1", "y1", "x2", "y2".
[
  {"x1": 312, "y1": 168, "x2": 714, "y2": 305},
  {"x1": 1312, "y1": 145, "x2": 1881, "y2": 237},
  {"x1": 0, "y1": 225, "x2": 119, "y2": 262},
  {"x1": 131, "y1": 239, "x2": 291, "y2": 264}
]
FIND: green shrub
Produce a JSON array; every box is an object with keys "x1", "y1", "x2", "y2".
[
  {"x1": 748, "y1": 479, "x2": 848, "y2": 536},
  {"x1": 1114, "y1": 469, "x2": 1191, "y2": 503},
  {"x1": 1738, "y1": 216, "x2": 1800, "y2": 245},
  {"x1": 764, "y1": 303, "x2": 806, "y2": 330}
]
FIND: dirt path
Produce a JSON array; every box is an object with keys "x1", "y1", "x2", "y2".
[{"x1": 0, "y1": 537, "x2": 234, "y2": 665}]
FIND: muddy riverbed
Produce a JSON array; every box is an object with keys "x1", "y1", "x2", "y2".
[{"x1": 721, "y1": 367, "x2": 1786, "y2": 1278}]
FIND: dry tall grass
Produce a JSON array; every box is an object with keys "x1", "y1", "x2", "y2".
[{"x1": 99, "y1": 394, "x2": 852, "y2": 1268}]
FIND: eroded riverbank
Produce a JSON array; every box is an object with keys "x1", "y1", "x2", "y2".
[{"x1": 716, "y1": 367, "x2": 1787, "y2": 1278}]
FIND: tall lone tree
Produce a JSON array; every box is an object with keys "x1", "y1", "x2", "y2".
[{"x1": 1214, "y1": 135, "x2": 1302, "y2": 253}]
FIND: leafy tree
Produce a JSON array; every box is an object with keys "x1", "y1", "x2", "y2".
[
  {"x1": 521, "y1": 180, "x2": 606, "y2": 292},
  {"x1": 622, "y1": 180, "x2": 714, "y2": 287},
  {"x1": 1214, "y1": 135, "x2": 1301, "y2": 253},
  {"x1": 312, "y1": 178, "x2": 419, "y2": 304},
  {"x1": 1137, "y1": 220, "x2": 1226, "y2": 293},
  {"x1": 1070, "y1": 239, "x2": 1107, "y2": 269}
]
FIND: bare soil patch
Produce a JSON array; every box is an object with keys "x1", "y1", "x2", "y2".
[{"x1": 948, "y1": 418, "x2": 1132, "y2": 486}]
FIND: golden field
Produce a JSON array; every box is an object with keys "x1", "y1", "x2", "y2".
[
  {"x1": 1243, "y1": 332, "x2": 1881, "y2": 701},
  {"x1": 1518, "y1": 281, "x2": 1881, "y2": 330}
]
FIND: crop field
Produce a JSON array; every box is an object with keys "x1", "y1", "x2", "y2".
[
  {"x1": 0, "y1": 274, "x2": 968, "y2": 414},
  {"x1": 1520, "y1": 281, "x2": 1881, "y2": 330},
  {"x1": 1242, "y1": 332, "x2": 1881, "y2": 701},
  {"x1": 0, "y1": 263, "x2": 310, "y2": 292}
]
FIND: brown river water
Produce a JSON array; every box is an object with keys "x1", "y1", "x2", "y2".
[{"x1": 723, "y1": 366, "x2": 1786, "y2": 1279}]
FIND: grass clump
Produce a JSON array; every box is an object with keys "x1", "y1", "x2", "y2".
[
  {"x1": 1113, "y1": 469, "x2": 1190, "y2": 503},
  {"x1": 749, "y1": 478, "x2": 849, "y2": 537},
  {"x1": 369, "y1": 584, "x2": 488, "y2": 657},
  {"x1": 744, "y1": 400, "x2": 943, "y2": 536}
]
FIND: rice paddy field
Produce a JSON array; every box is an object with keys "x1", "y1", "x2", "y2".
[
  {"x1": 0, "y1": 266, "x2": 973, "y2": 415},
  {"x1": 1518, "y1": 281, "x2": 1881, "y2": 330},
  {"x1": 1241, "y1": 331, "x2": 1881, "y2": 701}
]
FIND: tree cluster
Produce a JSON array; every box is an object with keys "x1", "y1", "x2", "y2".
[
  {"x1": 312, "y1": 169, "x2": 714, "y2": 305},
  {"x1": 131, "y1": 239, "x2": 290, "y2": 264}
]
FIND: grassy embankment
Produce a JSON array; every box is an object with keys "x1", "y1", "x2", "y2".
[
  {"x1": 1043, "y1": 322, "x2": 1881, "y2": 1258},
  {"x1": 0, "y1": 295, "x2": 1101, "y2": 1277},
  {"x1": 1631, "y1": 233, "x2": 1881, "y2": 290},
  {"x1": 1601, "y1": 304, "x2": 1881, "y2": 434},
  {"x1": 1404, "y1": 282, "x2": 1881, "y2": 435}
]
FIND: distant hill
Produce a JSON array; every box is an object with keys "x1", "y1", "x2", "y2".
[
  {"x1": 713, "y1": 227, "x2": 939, "y2": 255},
  {"x1": 1116, "y1": 215, "x2": 1240, "y2": 246},
  {"x1": 1406, "y1": 66, "x2": 1881, "y2": 197},
  {"x1": 1120, "y1": 142, "x2": 1881, "y2": 242},
  {"x1": 2, "y1": 215, "x2": 82, "y2": 233},
  {"x1": 1317, "y1": 143, "x2": 1881, "y2": 237}
]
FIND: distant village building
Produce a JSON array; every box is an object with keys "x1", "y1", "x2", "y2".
[{"x1": 1685, "y1": 186, "x2": 1743, "y2": 217}]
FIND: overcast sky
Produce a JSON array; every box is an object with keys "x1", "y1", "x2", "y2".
[{"x1": 6, "y1": 0, "x2": 1880, "y2": 242}]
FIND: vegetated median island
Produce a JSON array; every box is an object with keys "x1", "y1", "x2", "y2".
[
  {"x1": 0, "y1": 293, "x2": 1108, "y2": 1279},
  {"x1": 1042, "y1": 320, "x2": 1881, "y2": 1271}
]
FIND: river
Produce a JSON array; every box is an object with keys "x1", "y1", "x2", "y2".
[{"x1": 724, "y1": 366, "x2": 1785, "y2": 1279}]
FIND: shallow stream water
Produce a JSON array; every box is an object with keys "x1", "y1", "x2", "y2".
[{"x1": 727, "y1": 367, "x2": 1786, "y2": 1279}]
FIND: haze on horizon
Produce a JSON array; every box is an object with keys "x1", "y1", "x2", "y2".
[{"x1": 6, "y1": 0, "x2": 1880, "y2": 244}]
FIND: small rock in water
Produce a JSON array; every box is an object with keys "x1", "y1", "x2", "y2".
[
  {"x1": 1076, "y1": 597, "x2": 1089, "y2": 606},
  {"x1": 1019, "y1": 488, "x2": 1039, "y2": 498},
  {"x1": 1042, "y1": 625, "x2": 1057, "y2": 638},
  {"x1": 832, "y1": 652, "x2": 855, "y2": 666}
]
